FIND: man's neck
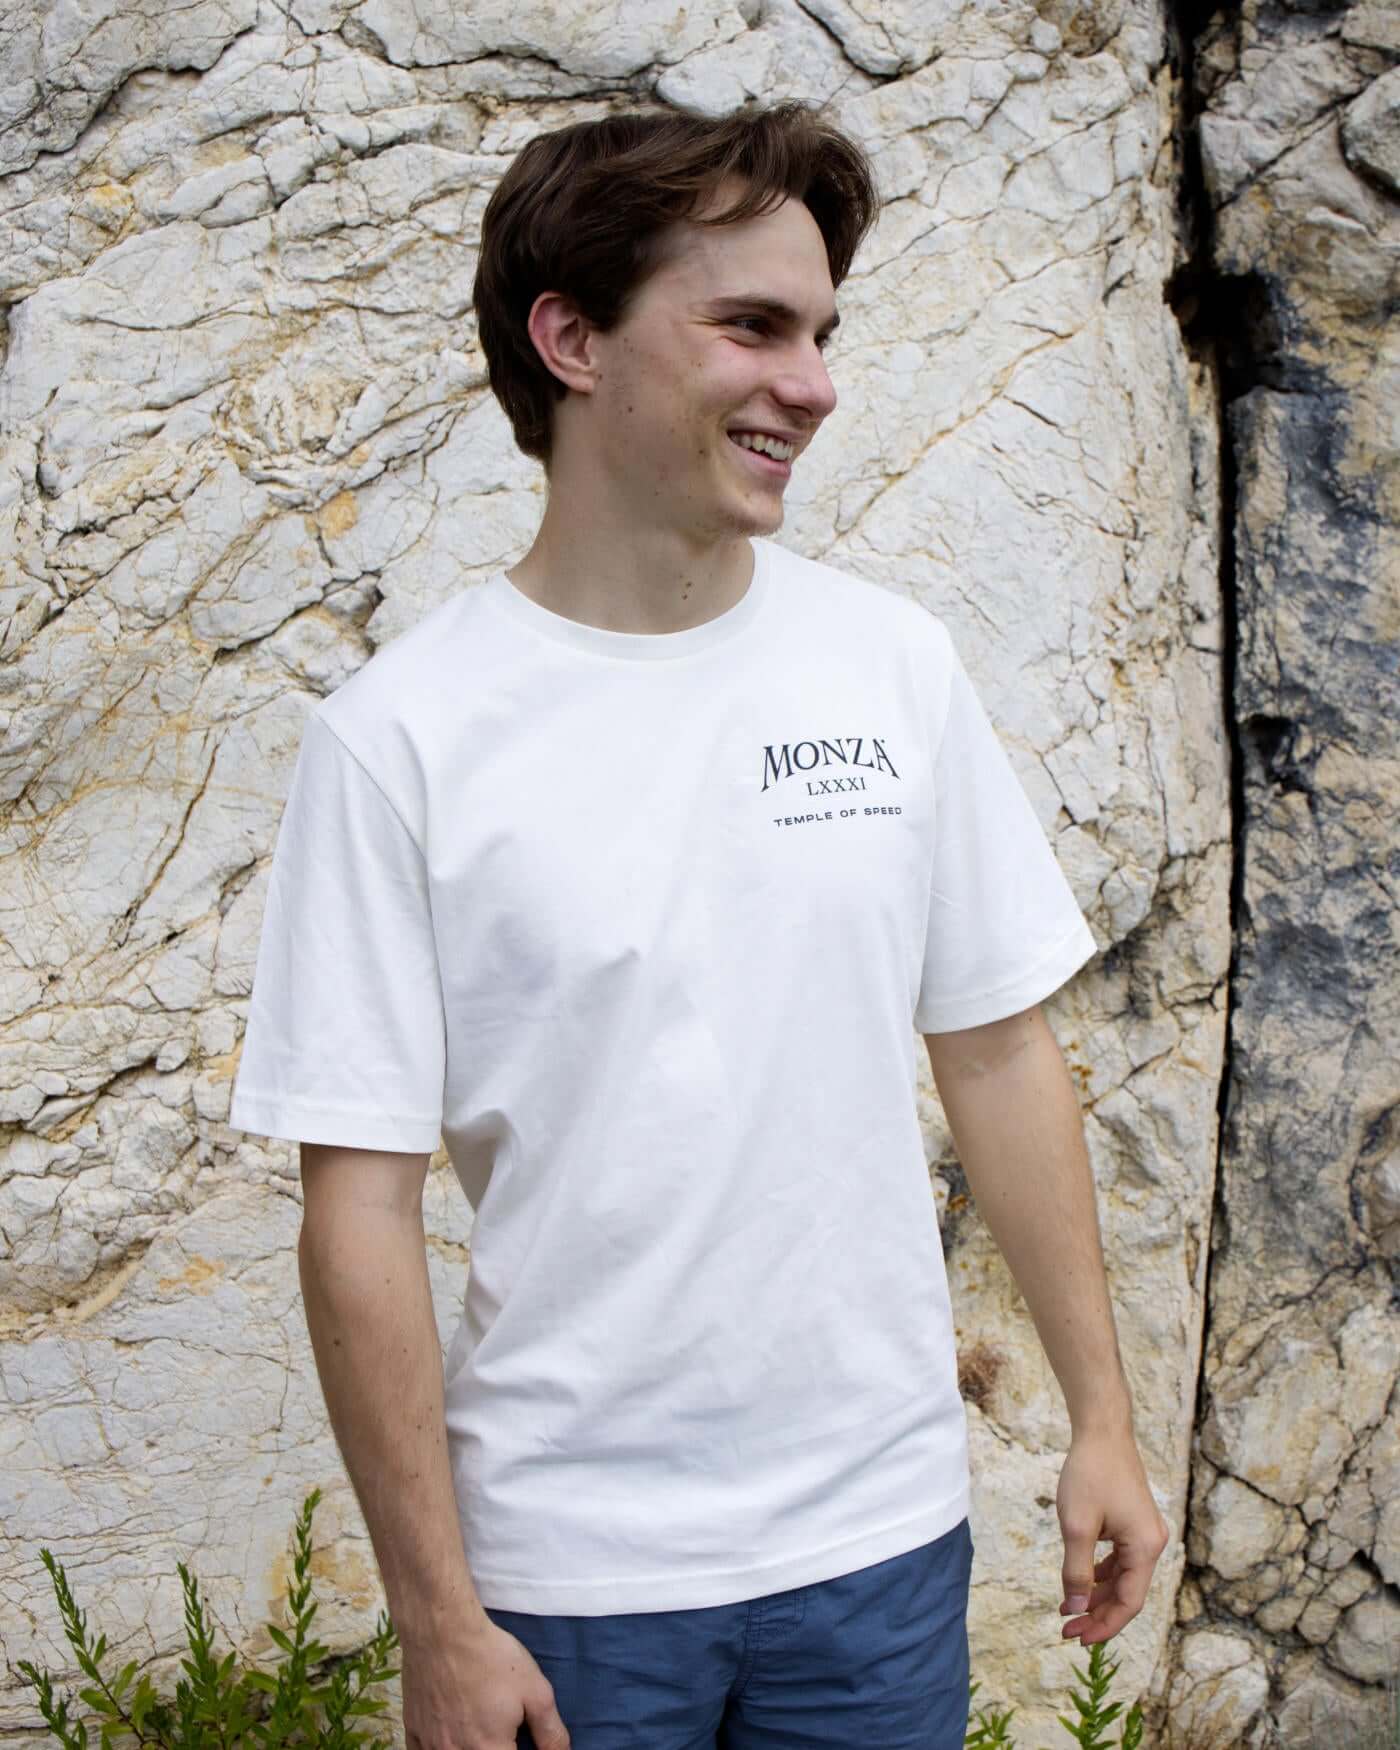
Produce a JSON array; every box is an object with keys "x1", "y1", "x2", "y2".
[{"x1": 505, "y1": 502, "x2": 761, "y2": 637}]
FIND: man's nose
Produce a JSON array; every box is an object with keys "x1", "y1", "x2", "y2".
[{"x1": 774, "y1": 345, "x2": 838, "y2": 421}]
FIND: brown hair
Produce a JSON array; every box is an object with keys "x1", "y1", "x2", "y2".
[{"x1": 471, "y1": 100, "x2": 881, "y2": 468}]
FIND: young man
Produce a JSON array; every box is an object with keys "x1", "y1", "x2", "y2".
[{"x1": 230, "y1": 101, "x2": 1169, "y2": 1750}]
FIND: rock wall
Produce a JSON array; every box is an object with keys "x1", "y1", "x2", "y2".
[
  {"x1": 0, "y1": 1, "x2": 1387, "y2": 1746},
  {"x1": 1161, "y1": 4, "x2": 1400, "y2": 1746}
]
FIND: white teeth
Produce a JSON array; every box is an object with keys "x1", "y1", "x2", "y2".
[{"x1": 732, "y1": 431, "x2": 795, "y2": 461}]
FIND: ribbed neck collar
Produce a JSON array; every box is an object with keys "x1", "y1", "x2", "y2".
[{"x1": 483, "y1": 539, "x2": 771, "y2": 662}]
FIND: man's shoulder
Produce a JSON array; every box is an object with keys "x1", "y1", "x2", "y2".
[
  {"x1": 306, "y1": 585, "x2": 498, "y2": 831},
  {"x1": 316, "y1": 585, "x2": 487, "y2": 744},
  {"x1": 761, "y1": 538, "x2": 953, "y2": 654}
]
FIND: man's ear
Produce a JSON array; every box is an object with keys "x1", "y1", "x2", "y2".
[{"x1": 527, "y1": 290, "x2": 602, "y2": 396}]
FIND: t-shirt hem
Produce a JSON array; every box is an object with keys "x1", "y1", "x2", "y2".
[
  {"x1": 227, "y1": 1090, "x2": 441, "y2": 1153},
  {"x1": 467, "y1": 1490, "x2": 972, "y2": 1615},
  {"x1": 915, "y1": 915, "x2": 1097, "y2": 1034}
]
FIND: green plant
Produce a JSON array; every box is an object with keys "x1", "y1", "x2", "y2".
[
  {"x1": 966, "y1": 1675, "x2": 1020, "y2": 1746},
  {"x1": 16, "y1": 1487, "x2": 400, "y2": 1749},
  {"x1": 1053, "y1": 1642, "x2": 1144, "y2": 1749},
  {"x1": 966, "y1": 1641, "x2": 1145, "y2": 1749}
]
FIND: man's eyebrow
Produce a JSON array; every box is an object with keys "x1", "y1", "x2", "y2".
[{"x1": 703, "y1": 294, "x2": 841, "y2": 336}]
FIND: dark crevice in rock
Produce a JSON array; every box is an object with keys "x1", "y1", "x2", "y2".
[
  {"x1": 932, "y1": 1149, "x2": 975, "y2": 1249},
  {"x1": 1211, "y1": 272, "x2": 1313, "y2": 399},
  {"x1": 1162, "y1": 0, "x2": 1253, "y2": 1682},
  {"x1": 1337, "y1": 1544, "x2": 1397, "y2": 1604},
  {"x1": 1240, "y1": 713, "x2": 1315, "y2": 798}
]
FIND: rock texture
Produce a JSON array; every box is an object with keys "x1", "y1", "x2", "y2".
[
  {"x1": 0, "y1": 0, "x2": 1383, "y2": 1746},
  {"x1": 1161, "y1": 3, "x2": 1400, "y2": 1745}
]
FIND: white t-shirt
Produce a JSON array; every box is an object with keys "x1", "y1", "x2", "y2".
[{"x1": 229, "y1": 535, "x2": 1097, "y2": 1615}]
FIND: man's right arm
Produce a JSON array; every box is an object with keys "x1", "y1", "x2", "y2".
[
  {"x1": 297, "y1": 1142, "x2": 491, "y2": 1647},
  {"x1": 296, "y1": 1152, "x2": 572, "y2": 1750}
]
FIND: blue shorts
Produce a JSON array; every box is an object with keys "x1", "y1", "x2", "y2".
[{"x1": 483, "y1": 1517, "x2": 974, "y2": 1749}]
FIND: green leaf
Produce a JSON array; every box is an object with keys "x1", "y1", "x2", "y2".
[
  {"x1": 265, "y1": 1623, "x2": 294, "y2": 1654},
  {"x1": 109, "y1": 1660, "x2": 139, "y2": 1702},
  {"x1": 78, "y1": 1688, "x2": 115, "y2": 1716},
  {"x1": 128, "y1": 1675, "x2": 157, "y2": 1732},
  {"x1": 242, "y1": 1671, "x2": 278, "y2": 1696}
]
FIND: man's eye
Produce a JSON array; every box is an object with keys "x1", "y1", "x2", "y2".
[{"x1": 728, "y1": 317, "x2": 835, "y2": 353}]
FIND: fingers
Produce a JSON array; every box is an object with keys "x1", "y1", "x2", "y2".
[
  {"x1": 1062, "y1": 1591, "x2": 1133, "y2": 1643},
  {"x1": 1060, "y1": 1547, "x2": 1158, "y2": 1644},
  {"x1": 1059, "y1": 1575, "x2": 1119, "y2": 1617},
  {"x1": 525, "y1": 1696, "x2": 571, "y2": 1750},
  {"x1": 1060, "y1": 1525, "x2": 1102, "y2": 1616},
  {"x1": 1058, "y1": 1550, "x2": 1120, "y2": 1613}
]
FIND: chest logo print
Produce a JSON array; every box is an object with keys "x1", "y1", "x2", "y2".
[
  {"x1": 759, "y1": 737, "x2": 904, "y2": 829},
  {"x1": 761, "y1": 736, "x2": 899, "y2": 795}
]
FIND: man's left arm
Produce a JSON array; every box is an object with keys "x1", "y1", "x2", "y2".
[{"x1": 924, "y1": 1002, "x2": 1170, "y2": 1646}]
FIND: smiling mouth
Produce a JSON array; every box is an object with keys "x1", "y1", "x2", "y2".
[{"x1": 727, "y1": 433, "x2": 793, "y2": 475}]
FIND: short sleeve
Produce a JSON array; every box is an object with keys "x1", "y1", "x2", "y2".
[
  {"x1": 228, "y1": 709, "x2": 446, "y2": 1152},
  {"x1": 914, "y1": 625, "x2": 1097, "y2": 1033}
]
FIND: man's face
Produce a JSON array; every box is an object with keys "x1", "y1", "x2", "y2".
[{"x1": 579, "y1": 185, "x2": 840, "y2": 540}]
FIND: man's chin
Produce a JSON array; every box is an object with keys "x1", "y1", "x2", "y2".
[
  {"x1": 685, "y1": 472, "x2": 787, "y2": 541},
  {"x1": 726, "y1": 490, "x2": 785, "y2": 538}
]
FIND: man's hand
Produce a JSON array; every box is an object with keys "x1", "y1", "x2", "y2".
[
  {"x1": 1055, "y1": 1426, "x2": 1171, "y2": 1646},
  {"x1": 402, "y1": 1615, "x2": 571, "y2": 1750}
]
